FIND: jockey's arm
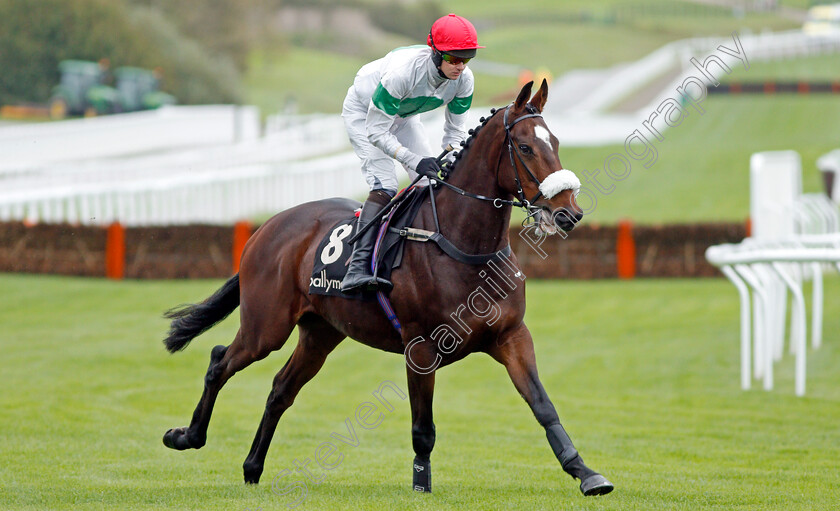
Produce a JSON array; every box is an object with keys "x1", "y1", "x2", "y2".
[
  {"x1": 441, "y1": 74, "x2": 473, "y2": 151},
  {"x1": 442, "y1": 103, "x2": 469, "y2": 152},
  {"x1": 365, "y1": 85, "x2": 423, "y2": 171}
]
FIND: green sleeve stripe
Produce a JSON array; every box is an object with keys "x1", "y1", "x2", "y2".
[
  {"x1": 372, "y1": 83, "x2": 400, "y2": 116},
  {"x1": 448, "y1": 94, "x2": 472, "y2": 115}
]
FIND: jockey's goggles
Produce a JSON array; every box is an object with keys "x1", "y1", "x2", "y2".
[{"x1": 441, "y1": 53, "x2": 472, "y2": 65}]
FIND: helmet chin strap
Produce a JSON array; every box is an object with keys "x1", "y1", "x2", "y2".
[
  {"x1": 431, "y1": 50, "x2": 448, "y2": 79},
  {"x1": 428, "y1": 36, "x2": 451, "y2": 80}
]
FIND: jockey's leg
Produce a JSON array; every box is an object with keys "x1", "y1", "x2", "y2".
[
  {"x1": 341, "y1": 189, "x2": 394, "y2": 293},
  {"x1": 341, "y1": 110, "x2": 400, "y2": 293}
]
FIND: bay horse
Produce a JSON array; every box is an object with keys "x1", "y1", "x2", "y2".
[{"x1": 161, "y1": 80, "x2": 613, "y2": 497}]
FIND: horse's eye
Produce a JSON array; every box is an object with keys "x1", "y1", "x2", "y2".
[{"x1": 519, "y1": 144, "x2": 532, "y2": 155}]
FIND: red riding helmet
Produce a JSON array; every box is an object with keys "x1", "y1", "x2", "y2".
[{"x1": 427, "y1": 14, "x2": 485, "y2": 58}]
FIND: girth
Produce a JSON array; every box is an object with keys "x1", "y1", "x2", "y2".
[{"x1": 390, "y1": 227, "x2": 512, "y2": 265}]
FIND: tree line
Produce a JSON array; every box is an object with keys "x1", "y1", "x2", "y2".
[
  {"x1": 0, "y1": 0, "x2": 275, "y2": 106},
  {"x1": 0, "y1": 0, "x2": 441, "y2": 108}
]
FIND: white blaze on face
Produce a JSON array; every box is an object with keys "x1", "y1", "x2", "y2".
[{"x1": 534, "y1": 125, "x2": 553, "y2": 151}]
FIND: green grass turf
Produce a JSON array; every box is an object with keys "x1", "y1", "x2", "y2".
[
  {"x1": 552, "y1": 93, "x2": 840, "y2": 225},
  {"x1": 243, "y1": 47, "x2": 369, "y2": 117},
  {"x1": 720, "y1": 53, "x2": 840, "y2": 83},
  {"x1": 2, "y1": 273, "x2": 840, "y2": 509},
  {"x1": 778, "y1": 0, "x2": 814, "y2": 9}
]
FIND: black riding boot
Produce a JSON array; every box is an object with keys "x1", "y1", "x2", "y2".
[{"x1": 341, "y1": 199, "x2": 393, "y2": 293}]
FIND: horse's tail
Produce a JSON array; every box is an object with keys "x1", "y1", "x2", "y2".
[{"x1": 163, "y1": 274, "x2": 241, "y2": 353}]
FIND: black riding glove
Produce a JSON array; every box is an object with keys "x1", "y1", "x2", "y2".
[{"x1": 416, "y1": 157, "x2": 441, "y2": 179}]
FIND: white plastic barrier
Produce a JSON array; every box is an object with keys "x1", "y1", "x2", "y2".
[
  {"x1": 0, "y1": 105, "x2": 260, "y2": 174},
  {"x1": 683, "y1": 30, "x2": 840, "y2": 62},
  {"x1": 706, "y1": 241, "x2": 840, "y2": 396},
  {"x1": 817, "y1": 149, "x2": 840, "y2": 201},
  {"x1": 0, "y1": 152, "x2": 368, "y2": 226},
  {"x1": 706, "y1": 150, "x2": 840, "y2": 396},
  {"x1": 750, "y1": 151, "x2": 802, "y2": 240},
  {"x1": 0, "y1": 109, "x2": 363, "y2": 226}
]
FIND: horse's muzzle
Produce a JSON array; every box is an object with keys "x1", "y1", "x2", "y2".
[{"x1": 553, "y1": 207, "x2": 583, "y2": 232}]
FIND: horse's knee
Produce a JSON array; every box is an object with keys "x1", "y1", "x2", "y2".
[{"x1": 411, "y1": 423, "x2": 436, "y2": 460}]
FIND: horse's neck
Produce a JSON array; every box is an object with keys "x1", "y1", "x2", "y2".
[{"x1": 433, "y1": 134, "x2": 513, "y2": 254}]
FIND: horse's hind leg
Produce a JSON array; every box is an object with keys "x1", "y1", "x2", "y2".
[
  {"x1": 163, "y1": 327, "x2": 284, "y2": 451},
  {"x1": 242, "y1": 316, "x2": 344, "y2": 484}
]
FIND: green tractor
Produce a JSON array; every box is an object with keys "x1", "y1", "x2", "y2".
[
  {"x1": 49, "y1": 60, "x2": 118, "y2": 119},
  {"x1": 114, "y1": 67, "x2": 177, "y2": 113}
]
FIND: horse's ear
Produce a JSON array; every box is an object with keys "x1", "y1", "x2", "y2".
[
  {"x1": 530, "y1": 78, "x2": 549, "y2": 112},
  {"x1": 514, "y1": 81, "x2": 533, "y2": 110}
]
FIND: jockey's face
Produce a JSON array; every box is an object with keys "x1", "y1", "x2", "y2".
[{"x1": 440, "y1": 59, "x2": 466, "y2": 80}]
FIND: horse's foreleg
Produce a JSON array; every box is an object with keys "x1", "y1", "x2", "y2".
[
  {"x1": 488, "y1": 324, "x2": 613, "y2": 496},
  {"x1": 242, "y1": 319, "x2": 344, "y2": 485},
  {"x1": 406, "y1": 367, "x2": 436, "y2": 493},
  {"x1": 163, "y1": 331, "x2": 264, "y2": 450}
]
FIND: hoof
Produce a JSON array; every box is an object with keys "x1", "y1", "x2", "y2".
[
  {"x1": 243, "y1": 461, "x2": 263, "y2": 485},
  {"x1": 162, "y1": 427, "x2": 195, "y2": 450},
  {"x1": 580, "y1": 473, "x2": 614, "y2": 496}
]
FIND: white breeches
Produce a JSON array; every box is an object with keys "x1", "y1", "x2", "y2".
[{"x1": 342, "y1": 109, "x2": 433, "y2": 194}]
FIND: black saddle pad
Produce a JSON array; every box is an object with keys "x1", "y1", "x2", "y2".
[{"x1": 308, "y1": 186, "x2": 429, "y2": 298}]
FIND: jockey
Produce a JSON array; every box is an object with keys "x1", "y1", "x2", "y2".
[{"x1": 340, "y1": 13, "x2": 484, "y2": 293}]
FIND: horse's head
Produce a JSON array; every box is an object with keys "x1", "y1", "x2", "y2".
[{"x1": 498, "y1": 80, "x2": 582, "y2": 234}]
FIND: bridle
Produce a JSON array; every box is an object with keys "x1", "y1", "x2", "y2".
[{"x1": 432, "y1": 103, "x2": 552, "y2": 222}]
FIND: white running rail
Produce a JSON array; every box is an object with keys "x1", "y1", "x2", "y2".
[
  {"x1": 705, "y1": 150, "x2": 840, "y2": 396},
  {"x1": 0, "y1": 105, "x2": 261, "y2": 175},
  {"x1": 0, "y1": 111, "x2": 369, "y2": 225},
  {"x1": 706, "y1": 240, "x2": 840, "y2": 396}
]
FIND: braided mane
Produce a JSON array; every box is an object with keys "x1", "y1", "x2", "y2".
[{"x1": 442, "y1": 106, "x2": 504, "y2": 178}]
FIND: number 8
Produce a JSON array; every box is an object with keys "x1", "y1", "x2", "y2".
[{"x1": 321, "y1": 224, "x2": 353, "y2": 265}]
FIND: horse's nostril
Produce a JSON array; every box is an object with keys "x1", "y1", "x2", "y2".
[{"x1": 552, "y1": 208, "x2": 580, "y2": 230}]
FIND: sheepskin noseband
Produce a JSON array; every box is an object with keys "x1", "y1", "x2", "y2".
[{"x1": 538, "y1": 169, "x2": 581, "y2": 199}]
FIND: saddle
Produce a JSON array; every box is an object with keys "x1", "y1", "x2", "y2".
[{"x1": 308, "y1": 185, "x2": 428, "y2": 300}]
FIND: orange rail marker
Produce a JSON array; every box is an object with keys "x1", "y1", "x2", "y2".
[
  {"x1": 105, "y1": 222, "x2": 125, "y2": 280},
  {"x1": 616, "y1": 219, "x2": 636, "y2": 279},
  {"x1": 232, "y1": 221, "x2": 253, "y2": 274}
]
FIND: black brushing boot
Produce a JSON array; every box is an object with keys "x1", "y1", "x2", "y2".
[
  {"x1": 341, "y1": 198, "x2": 393, "y2": 293},
  {"x1": 412, "y1": 457, "x2": 431, "y2": 492}
]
